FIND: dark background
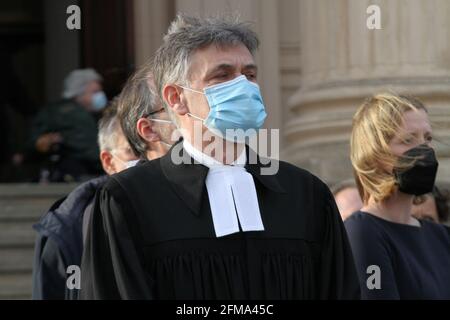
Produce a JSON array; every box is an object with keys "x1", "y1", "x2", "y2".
[{"x1": 0, "y1": 0, "x2": 135, "y2": 182}]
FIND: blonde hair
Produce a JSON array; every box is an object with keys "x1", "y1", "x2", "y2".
[{"x1": 350, "y1": 93, "x2": 428, "y2": 204}]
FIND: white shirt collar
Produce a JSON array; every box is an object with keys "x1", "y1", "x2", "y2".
[
  {"x1": 183, "y1": 139, "x2": 246, "y2": 168},
  {"x1": 182, "y1": 139, "x2": 263, "y2": 238}
]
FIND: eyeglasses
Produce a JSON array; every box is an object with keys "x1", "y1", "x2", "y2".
[{"x1": 145, "y1": 108, "x2": 165, "y2": 118}]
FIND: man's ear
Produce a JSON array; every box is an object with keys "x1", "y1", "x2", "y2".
[
  {"x1": 100, "y1": 150, "x2": 115, "y2": 175},
  {"x1": 137, "y1": 118, "x2": 160, "y2": 142},
  {"x1": 162, "y1": 84, "x2": 189, "y2": 116}
]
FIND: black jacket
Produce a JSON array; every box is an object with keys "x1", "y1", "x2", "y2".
[{"x1": 32, "y1": 175, "x2": 107, "y2": 299}]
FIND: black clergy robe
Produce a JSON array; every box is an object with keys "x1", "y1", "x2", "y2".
[{"x1": 80, "y1": 141, "x2": 360, "y2": 300}]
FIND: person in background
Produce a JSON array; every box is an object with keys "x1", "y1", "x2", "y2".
[
  {"x1": 412, "y1": 185, "x2": 450, "y2": 224},
  {"x1": 345, "y1": 93, "x2": 450, "y2": 299},
  {"x1": 117, "y1": 64, "x2": 177, "y2": 161},
  {"x1": 29, "y1": 69, "x2": 107, "y2": 182},
  {"x1": 97, "y1": 102, "x2": 139, "y2": 175},
  {"x1": 32, "y1": 102, "x2": 138, "y2": 300},
  {"x1": 332, "y1": 179, "x2": 363, "y2": 221}
]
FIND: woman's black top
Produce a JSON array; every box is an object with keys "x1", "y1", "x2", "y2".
[{"x1": 345, "y1": 211, "x2": 450, "y2": 299}]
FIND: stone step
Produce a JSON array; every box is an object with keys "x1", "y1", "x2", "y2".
[
  {"x1": 0, "y1": 272, "x2": 32, "y2": 300},
  {"x1": 0, "y1": 183, "x2": 77, "y2": 223},
  {"x1": 0, "y1": 183, "x2": 80, "y2": 300},
  {"x1": 0, "y1": 248, "x2": 34, "y2": 273},
  {"x1": 0, "y1": 200, "x2": 53, "y2": 222},
  {"x1": 0, "y1": 221, "x2": 37, "y2": 248},
  {"x1": 0, "y1": 183, "x2": 78, "y2": 198}
]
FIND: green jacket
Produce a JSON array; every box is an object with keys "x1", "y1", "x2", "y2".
[{"x1": 29, "y1": 99, "x2": 99, "y2": 162}]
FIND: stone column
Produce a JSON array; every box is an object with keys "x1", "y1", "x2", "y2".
[
  {"x1": 133, "y1": 0, "x2": 174, "y2": 68},
  {"x1": 285, "y1": 0, "x2": 450, "y2": 184}
]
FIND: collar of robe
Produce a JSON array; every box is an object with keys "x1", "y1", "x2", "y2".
[
  {"x1": 160, "y1": 138, "x2": 286, "y2": 217},
  {"x1": 184, "y1": 139, "x2": 264, "y2": 237}
]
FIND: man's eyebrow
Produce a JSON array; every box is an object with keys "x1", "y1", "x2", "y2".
[
  {"x1": 205, "y1": 63, "x2": 258, "y2": 77},
  {"x1": 205, "y1": 64, "x2": 234, "y2": 76},
  {"x1": 242, "y1": 64, "x2": 258, "y2": 71}
]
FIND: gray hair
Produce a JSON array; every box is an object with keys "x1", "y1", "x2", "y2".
[
  {"x1": 62, "y1": 68, "x2": 103, "y2": 99},
  {"x1": 117, "y1": 64, "x2": 161, "y2": 158},
  {"x1": 98, "y1": 99, "x2": 120, "y2": 152},
  {"x1": 152, "y1": 14, "x2": 259, "y2": 122}
]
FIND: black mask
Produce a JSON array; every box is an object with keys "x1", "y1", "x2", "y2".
[{"x1": 394, "y1": 144, "x2": 439, "y2": 196}]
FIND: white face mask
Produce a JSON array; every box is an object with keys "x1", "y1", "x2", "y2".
[
  {"x1": 124, "y1": 159, "x2": 140, "y2": 169},
  {"x1": 112, "y1": 154, "x2": 139, "y2": 169}
]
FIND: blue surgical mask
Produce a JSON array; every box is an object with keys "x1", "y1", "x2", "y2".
[
  {"x1": 91, "y1": 91, "x2": 108, "y2": 111},
  {"x1": 179, "y1": 75, "x2": 267, "y2": 142}
]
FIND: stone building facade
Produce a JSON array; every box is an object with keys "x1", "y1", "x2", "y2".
[{"x1": 133, "y1": 0, "x2": 450, "y2": 185}]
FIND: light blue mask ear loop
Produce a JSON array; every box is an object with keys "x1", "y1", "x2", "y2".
[
  {"x1": 146, "y1": 118, "x2": 175, "y2": 148},
  {"x1": 177, "y1": 85, "x2": 207, "y2": 122},
  {"x1": 147, "y1": 118, "x2": 173, "y2": 124},
  {"x1": 160, "y1": 141, "x2": 173, "y2": 148}
]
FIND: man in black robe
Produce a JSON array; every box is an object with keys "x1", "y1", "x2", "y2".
[{"x1": 80, "y1": 15, "x2": 360, "y2": 300}]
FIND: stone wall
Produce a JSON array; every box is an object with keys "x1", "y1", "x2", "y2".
[{"x1": 132, "y1": 0, "x2": 450, "y2": 185}]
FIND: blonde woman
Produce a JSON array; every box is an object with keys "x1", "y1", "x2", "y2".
[{"x1": 345, "y1": 93, "x2": 450, "y2": 299}]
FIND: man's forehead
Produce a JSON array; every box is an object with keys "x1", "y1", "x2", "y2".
[{"x1": 189, "y1": 45, "x2": 256, "y2": 72}]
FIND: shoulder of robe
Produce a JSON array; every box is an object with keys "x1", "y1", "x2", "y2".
[
  {"x1": 270, "y1": 160, "x2": 339, "y2": 239},
  {"x1": 101, "y1": 158, "x2": 163, "y2": 197},
  {"x1": 276, "y1": 160, "x2": 331, "y2": 197}
]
